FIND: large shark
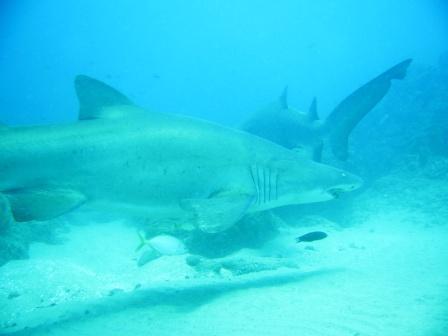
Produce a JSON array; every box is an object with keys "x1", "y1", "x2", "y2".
[
  {"x1": 0, "y1": 76, "x2": 362, "y2": 233},
  {"x1": 241, "y1": 59, "x2": 412, "y2": 161}
]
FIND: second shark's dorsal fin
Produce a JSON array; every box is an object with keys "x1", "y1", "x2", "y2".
[
  {"x1": 75, "y1": 75, "x2": 136, "y2": 120},
  {"x1": 308, "y1": 97, "x2": 319, "y2": 121},
  {"x1": 279, "y1": 86, "x2": 289, "y2": 109}
]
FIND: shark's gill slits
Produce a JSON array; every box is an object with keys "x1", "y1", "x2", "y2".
[
  {"x1": 256, "y1": 166, "x2": 261, "y2": 205},
  {"x1": 249, "y1": 165, "x2": 259, "y2": 205},
  {"x1": 268, "y1": 168, "x2": 271, "y2": 202},
  {"x1": 275, "y1": 173, "x2": 278, "y2": 201},
  {"x1": 250, "y1": 165, "x2": 278, "y2": 206},
  {"x1": 263, "y1": 168, "x2": 266, "y2": 204}
]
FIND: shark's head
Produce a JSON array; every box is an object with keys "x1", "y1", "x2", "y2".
[{"x1": 258, "y1": 159, "x2": 363, "y2": 208}]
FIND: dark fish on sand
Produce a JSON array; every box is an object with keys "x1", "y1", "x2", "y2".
[{"x1": 296, "y1": 231, "x2": 328, "y2": 243}]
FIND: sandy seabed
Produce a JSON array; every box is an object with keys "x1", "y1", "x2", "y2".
[{"x1": 1, "y1": 172, "x2": 447, "y2": 336}]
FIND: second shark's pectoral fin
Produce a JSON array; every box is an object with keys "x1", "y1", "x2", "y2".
[
  {"x1": 75, "y1": 75, "x2": 139, "y2": 120},
  {"x1": 5, "y1": 188, "x2": 87, "y2": 222},
  {"x1": 181, "y1": 192, "x2": 254, "y2": 233}
]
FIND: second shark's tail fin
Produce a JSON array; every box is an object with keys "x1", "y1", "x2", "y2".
[{"x1": 325, "y1": 58, "x2": 412, "y2": 160}]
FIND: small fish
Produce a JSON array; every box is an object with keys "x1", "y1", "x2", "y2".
[
  {"x1": 296, "y1": 231, "x2": 328, "y2": 243},
  {"x1": 136, "y1": 232, "x2": 186, "y2": 255}
]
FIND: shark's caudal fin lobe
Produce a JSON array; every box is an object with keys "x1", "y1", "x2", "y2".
[
  {"x1": 308, "y1": 97, "x2": 319, "y2": 121},
  {"x1": 75, "y1": 75, "x2": 135, "y2": 120},
  {"x1": 5, "y1": 187, "x2": 87, "y2": 222},
  {"x1": 279, "y1": 86, "x2": 289, "y2": 109},
  {"x1": 383, "y1": 58, "x2": 413, "y2": 80},
  {"x1": 325, "y1": 58, "x2": 412, "y2": 160}
]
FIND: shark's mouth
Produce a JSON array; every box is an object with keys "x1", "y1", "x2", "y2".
[{"x1": 326, "y1": 187, "x2": 345, "y2": 199}]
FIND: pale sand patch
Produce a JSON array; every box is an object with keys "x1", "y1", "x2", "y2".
[{"x1": 2, "y1": 214, "x2": 446, "y2": 336}]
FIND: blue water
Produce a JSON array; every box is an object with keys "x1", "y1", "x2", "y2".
[
  {"x1": 1, "y1": 1, "x2": 448, "y2": 335},
  {"x1": 1, "y1": 0, "x2": 447, "y2": 126}
]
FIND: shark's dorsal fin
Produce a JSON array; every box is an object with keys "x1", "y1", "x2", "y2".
[
  {"x1": 75, "y1": 75, "x2": 135, "y2": 120},
  {"x1": 308, "y1": 97, "x2": 319, "y2": 121},
  {"x1": 279, "y1": 86, "x2": 289, "y2": 110}
]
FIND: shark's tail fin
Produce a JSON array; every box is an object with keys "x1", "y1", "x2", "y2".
[
  {"x1": 382, "y1": 58, "x2": 413, "y2": 80},
  {"x1": 325, "y1": 58, "x2": 412, "y2": 160}
]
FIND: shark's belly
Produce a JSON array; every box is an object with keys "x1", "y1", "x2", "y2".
[{"x1": 0, "y1": 142, "x2": 251, "y2": 205}]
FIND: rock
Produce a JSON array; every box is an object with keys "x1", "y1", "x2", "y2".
[
  {"x1": 7, "y1": 291, "x2": 20, "y2": 300},
  {"x1": 0, "y1": 219, "x2": 70, "y2": 267},
  {"x1": 107, "y1": 288, "x2": 124, "y2": 296},
  {"x1": 188, "y1": 255, "x2": 298, "y2": 276},
  {"x1": 185, "y1": 255, "x2": 201, "y2": 267}
]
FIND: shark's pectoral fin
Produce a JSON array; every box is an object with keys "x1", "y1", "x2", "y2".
[
  {"x1": 181, "y1": 193, "x2": 254, "y2": 233},
  {"x1": 5, "y1": 188, "x2": 87, "y2": 222}
]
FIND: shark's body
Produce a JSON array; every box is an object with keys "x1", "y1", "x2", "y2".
[
  {"x1": 241, "y1": 59, "x2": 412, "y2": 161},
  {"x1": 0, "y1": 76, "x2": 361, "y2": 233}
]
